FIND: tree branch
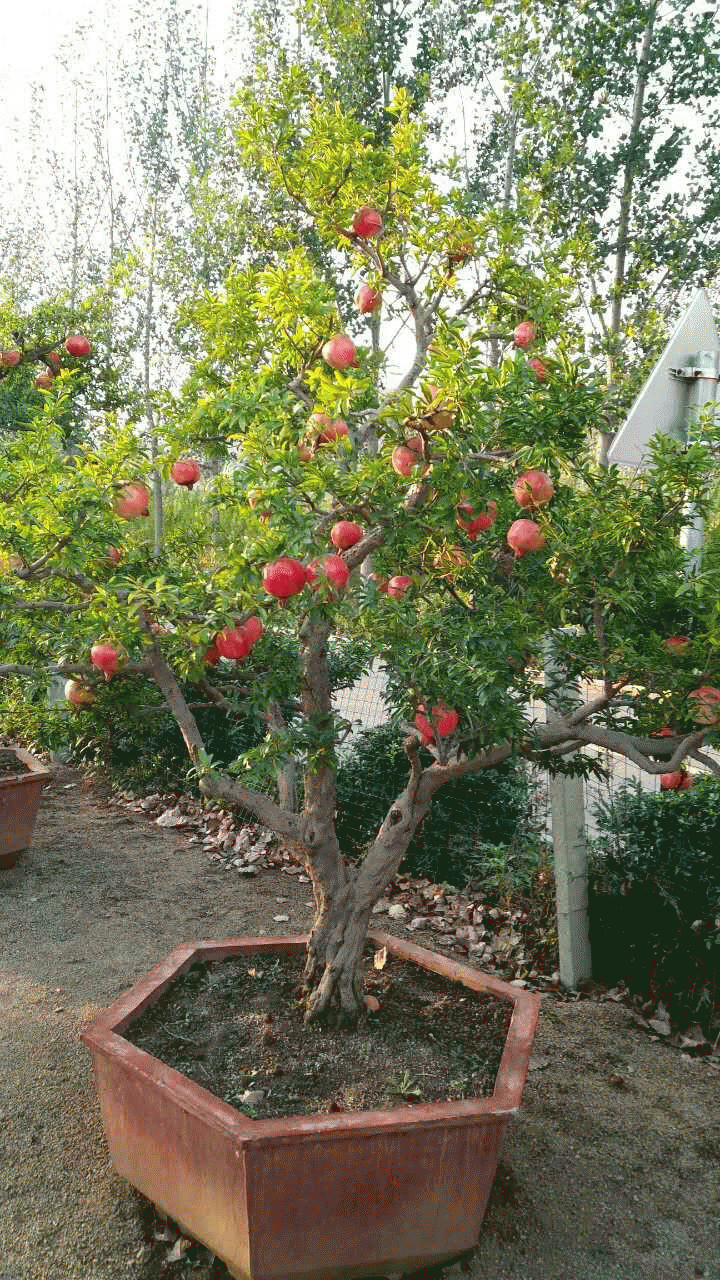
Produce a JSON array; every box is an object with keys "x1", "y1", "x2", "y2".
[{"x1": 146, "y1": 644, "x2": 303, "y2": 839}]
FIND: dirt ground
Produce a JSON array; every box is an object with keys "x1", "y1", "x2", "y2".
[{"x1": 0, "y1": 762, "x2": 718, "y2": 1280}]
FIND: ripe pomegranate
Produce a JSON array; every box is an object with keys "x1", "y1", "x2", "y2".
[
  {"x1": 216, "y1": 625, "x2": 252, "y2": 661},
  {"x1": 106, "y1": 546, "x2": 122, "y2": 565},
  {"x1": 456, "y1": 498, "x2": 497, "y2": 539},
  {"x1": 306, "y1": 554, "x2": 350, "y2": 593},
  {"x1": 414, "y1": 708, "x2": 434, "y2": 744},
  {"x1": 387, "y1": 575, "x2": 413, "y2": 597},
  {"x1": 660, "y1": 770, "x2": 693, "y2": 791},
  {"x1": 355, "y1": 283, "x2": 382, "y2": 313},
  {"x1": 47, "y1": 351, "x2": 62, "y2": 371},
  {"x1": 171, "y1": 458, "x2": 201, "y2": 489},
  {"x1": 391, "y1": 434, "x2": 424, "y2": 476},
  {"x1": 316, "y1": 418, "x2": 349, "y2": 445},
  {"x1": 1, "y1": 349, "x2": 22, "y2": 367},
  {"x1": 527, "y1": 357, "x2": 549, "y2": 381},
  {"x1": 513, "y1": 321, "x2": 538, "y2": 349},
  {"x1": 297, "y1": 443, "x2": 313, "y2": 462},
  {"x1": 262, "y1": 557, "x2": 307, "y2": 598},
  {"x1": 64, "y1": 334, "x2": 92, "y2": 357},
  {"x1": 687, "y1": 686, "x2": 720, "y2": 725},
  {"x1": 64, "y1": 679, "x2": 96, "y2": 707},
  {"x1": 203, "y1": 640, "x2": 220, "y2": 665},
  {"x1": 113, "y1": 482, "x2": 150, "y2": 519},
  {"x1": 90, "y1": 642, "x2": 123, "y2": 679},
  {"x1": 507, "y1": 519, "x2": 545, "y2": 557},
  {"x1": 331, "y1": 520, "x2": 363, "y2": 550},
  {"x1": 415, "y1": 702, "x2": 459, "y2": 743},
  {"x1": 322, "y1": 335, "x2": 358, "y2": 370},
  {"x1": 663, "y1": 635, "x2": 690, "y2": 654},
  {"x1": 351, "y1": 206, "x2": 383, "y2": 238},
  {"x1": 243, "y1": 616, "x2": 264, "y2": 647},
  {"x1": 512, "y1": 470, "x2": 554, "y2": 508},
  {"x1": 34, "y1": 371, "x2": 54, "y2": 390}
]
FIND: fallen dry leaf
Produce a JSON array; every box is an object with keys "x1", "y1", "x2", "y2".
[
  {"x1": 374, "y1": 946, "x2": 388, "y2": 970},
  {"x1": 364, "y1": 994, "x2": 381, "y2": 1012}
]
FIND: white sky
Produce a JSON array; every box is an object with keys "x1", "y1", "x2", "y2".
[{"x1": 0, "y1": 1, "x2": 238, "y2": 120}]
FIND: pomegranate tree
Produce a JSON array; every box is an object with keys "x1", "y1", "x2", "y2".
[{"x1": 3, "y1": 94, "x2": 720, "y2": 1031}]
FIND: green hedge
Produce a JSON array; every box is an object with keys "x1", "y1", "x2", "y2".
[
  {"x1": 590, "y1": 778, "x2": 720, "y2": 1027},
  {"x1": 333, "y1": 721, "x2": 542, "y2": 887}
]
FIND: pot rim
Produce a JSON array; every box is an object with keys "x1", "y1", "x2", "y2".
[
  {"x1": 81, "y1": 931, "x2": 540, "y2": 1146},
  {"x1": 0, "y1": 744, "x2": 52, "y2": 785}
]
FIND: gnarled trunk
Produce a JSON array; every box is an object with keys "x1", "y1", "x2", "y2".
[{"x1": 301, "y1": 879, "x2": 371, "y2": 1026}]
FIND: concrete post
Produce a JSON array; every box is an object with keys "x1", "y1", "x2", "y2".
[{"x1": 544, "y1": 634, "x2": 593, "y2": 988}]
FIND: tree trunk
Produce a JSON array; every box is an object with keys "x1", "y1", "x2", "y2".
[
  {"x1": 301, "y1": 876, "x2": 371, "y2": 1026},
  {"x1": 607, "y1": 3, "x2": 657, "y2": 387}
]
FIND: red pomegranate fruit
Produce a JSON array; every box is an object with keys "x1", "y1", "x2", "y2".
[
  {"x1": 262, "y1": 557, "x2": 308, "y2": 599},
  {"x1": 513, "y1": 321, "x2": 538, "y2": 349},
  {"x1": 355, "y1": 283, "x2": 382, "y2": 313},
  {"x1": 387, "y1": 575, "x2": 413, "y2": 597},
  {"x1": 507, "y1": 519, "x2": 545, "y2": 557},
  {"x1": 64, "y1": 679, "x2": 96, "y2": 707},
  {"x1": 687, "y1": 686, "x2": 720, "y2": 725},
  {"x1": 351, "y1": 207, "x2": 383, "y2": 238},
  {"x1": 512, "y1": 470, "x2": 554, "y2": 509},
  {"x1": 306, "y1": 554, "x2": 350, "y2": 592},
  {"x1": 171, "y1": 459, "x2": 201, "y2": 489},
  {"x1": 113, "y1": 482, "x2": 150, "y2": 519},
  {"x1": 330, "y1": 521, "x2": 363, "y2": 551},
  {"x1": 322, "y1": 335, "x2": 358, "y2": 370},
  {"x1": 90, "y1": 642, "x2": 124, "y2": 679},
  {"x1": 64, "y1": 334, "x2": 92, "y2": 357}
]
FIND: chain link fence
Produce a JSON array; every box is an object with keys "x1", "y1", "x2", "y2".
[{"x1": 333, "y1": 669, "x2": 720, "y2": 845}]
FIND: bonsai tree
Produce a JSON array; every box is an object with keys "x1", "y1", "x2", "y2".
[{"x1": 2, "y1": 86, "x2": 720, "y2": 1025}]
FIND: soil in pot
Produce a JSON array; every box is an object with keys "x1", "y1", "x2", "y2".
[
  {"x1": 0, "y1": 749, "x2": 31, "y2": 776},
  {"x1": 125, "y1": 943, "x2": 514, "y2": 1119}
]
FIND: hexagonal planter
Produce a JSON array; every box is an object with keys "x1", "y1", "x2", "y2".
[
  {"x1": 0, "y1": 745, "x2": 51, "y2": 868},
  {"x1": 81, "y1": 931, "x2": 540, "y2": 1280}
]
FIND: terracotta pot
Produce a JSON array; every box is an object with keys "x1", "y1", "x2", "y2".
[
  {"x1": 81, "y1": 932, "x2": 540, "y2": 1280},
  {"x1": 0, "y1": 745, "x2": 51, "y2": 868}
]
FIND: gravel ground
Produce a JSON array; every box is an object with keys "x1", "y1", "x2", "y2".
[{"x1": 0, "y1": 762, "x2": 718, "y2": 1280}]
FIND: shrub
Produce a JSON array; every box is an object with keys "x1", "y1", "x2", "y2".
[
  {"x1": 333, "y1": 721, "x2": 540, "y2": 887},
  {"x1": 590, "y1": 779, "x2": 720, "y2": 1028}
]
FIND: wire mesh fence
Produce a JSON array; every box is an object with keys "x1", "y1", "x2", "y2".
[{"x1": 333, "y1": 669, "x2": 720, "y2": 849}]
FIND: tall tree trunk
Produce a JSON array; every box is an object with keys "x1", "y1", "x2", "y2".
[
  {"x1": 144, "y1": 195, "x2": 163, "y2": 558},
  {"x1": 601, "y1": 2, "x2": 657, "y2": 465}
]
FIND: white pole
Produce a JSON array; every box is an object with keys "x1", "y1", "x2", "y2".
[
  {"x1": 544, "y1": 634, "x2": 592, "y2": 988},
  {"x1": 679, "y1": 349, "x2": 718, "y2": 572}
]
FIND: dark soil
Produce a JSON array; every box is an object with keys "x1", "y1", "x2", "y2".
[
  {"x1": 0, "y1": 748, "x2": 31, "y2": 774},
  {"x1": 125, "y1": 947, "x2": 513, "y2": 1118}
]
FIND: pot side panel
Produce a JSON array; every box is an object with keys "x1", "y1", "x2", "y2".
[
  {"x1": 89, "y1": 1047, "x2": 251, "y2": 1279},
  {"x1": 0, "y1": 774, "x2": 49, "y2": 863},
  {"x1": 244, "y1": 1118, "x2": 508, "y2": 1280}
]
